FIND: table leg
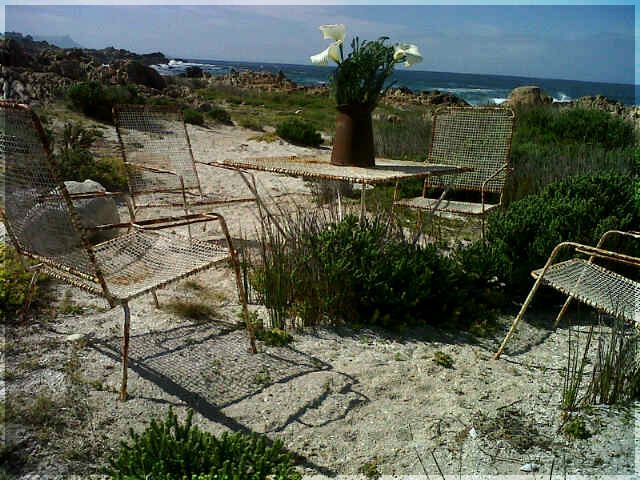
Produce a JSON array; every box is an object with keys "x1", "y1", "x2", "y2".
[
  {"x1": 359, "y1": 184, "x2": 366, "y2": 222},
  {"x1": 236, "y1": 170, "x2": 286, "y2": 237}
]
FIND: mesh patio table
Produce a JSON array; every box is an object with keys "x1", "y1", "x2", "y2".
[{"x1": 220, "y1": 154, "x2": 472, "y2": 221}]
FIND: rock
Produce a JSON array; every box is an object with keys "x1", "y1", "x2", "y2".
[
  {"x1": 507, "y1": 86, "x2": 552, "y2": 108},
  {"x1": 197, "y1": 102, "x2": 213, "y2": 113},
  {"x1": 184, "y1": 66, "x2": 203, "y2": 78},
  {"x1": 64, "y1": 180, "x2": 121, "y2": 244},
  {"x1": 66, "y1": 333, "x2": 86, "y2": 342},
  {"x1": 520, "y1": 463, "x2": 540, "y2": 472},
  {"x1": 125, "y1": 60, "x2": 166, "y2": 90}
]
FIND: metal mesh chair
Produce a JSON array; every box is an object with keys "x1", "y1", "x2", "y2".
[
  {"x1": 113, "y1": 104, "x2": 257, "y2": 229},
  {"x1": 494, "y1": 230, "x2": 640, "y2": 359},
  {"x1": 1, "y1": 101, "x2": 257, "y2": 400},
  {"x1": 394, "y1": 106, "x2": 515, "y2": 236}
]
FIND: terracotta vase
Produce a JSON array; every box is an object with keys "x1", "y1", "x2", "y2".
[{"x1": 331, "y1": 104, "x2": 375, "y2": 168}]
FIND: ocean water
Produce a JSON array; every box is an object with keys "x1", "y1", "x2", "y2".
[{"x1": 153, "y1": 59, "x2": 639, "y2": 106}]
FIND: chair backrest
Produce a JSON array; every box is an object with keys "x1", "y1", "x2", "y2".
[
  {"x1": 113, "y1": 105, "x2": 202, "y2": 199},
  {"x1": 1, "y1": 101, "x2": 99, "y2": 279},
  {"x1": 427, "y1": 106, "x2": 515, "y2": 194}
]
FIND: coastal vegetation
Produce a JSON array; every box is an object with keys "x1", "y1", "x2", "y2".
[{"x1": 110, "y1": 409, "x2": 300, "y2": 480}]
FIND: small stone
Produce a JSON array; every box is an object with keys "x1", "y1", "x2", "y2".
[
  {"x1": 520, "y1": 463, "x2": 540, "y2": 472},
  {"x1": 66, "y1": 333, "x2": 85, "y2": 342}
]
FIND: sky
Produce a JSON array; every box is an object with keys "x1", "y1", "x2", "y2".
[{"x1": 2, "y1": 2, "x2": 637, "y2": 85}]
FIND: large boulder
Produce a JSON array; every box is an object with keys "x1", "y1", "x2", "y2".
[
  {"x1": 507, "y1": 86, "x2": 552, "y2": 108},
  {"x1": 125, "y1": 60, "x2": 166, "y2": 90},
  {"x1": 64, "y1": 180, "x2": 121, "y2": 244}
]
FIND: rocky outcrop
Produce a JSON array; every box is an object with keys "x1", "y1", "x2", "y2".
[
  {"x1": 507, "y1": 86, "x2": 552, "y2": 108},
  {"x1": 383, "y1": 88, "x2": 469, "y2": 108},
  {"x1": 0, "y1": 32, "x2": 168, "y2": 102},
  {"x1": 125, "y1": 61, "x2": 166, "y2": 90},
  {"x1": 211, "y1": 69, "x2": 297, "y2": 91},
  {"x1": 1, "y1": 65, "x2": 73, "y2": 103}
]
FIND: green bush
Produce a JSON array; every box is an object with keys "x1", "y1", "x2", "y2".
[
  {"x1": 276, "y1": 119, "x2": 323, "y2": 147},
  {"x1": 239, "y1": 117, "x2": 264, "y2": 131},
  {"x1": 514, "y1": 107, "x2": 636, "y2": 150},
  {"x1": 207, "y1": 106, "x2": 233, "y2": 125},
  {"x1": 1, "y1": 244, "x2": 36, "y2": 320},
  {"x1": 109, "y1": 408, "x2": 299, "y2": 480},
  {"x1": 481, "y1": 172, "x2": 639, "y2": 292},
  {"x1": 67, "y1": 81, "x2": 144, "y2": 123},
  {"x1": 183, "y1": 108, "x2": 205, "y2": 126},
  {"x1": 56, "y1": 123, "x2": 128, "y2": 192},
  {"x1": 249, "y1": 213, "x2": 503, "y2": 331}
]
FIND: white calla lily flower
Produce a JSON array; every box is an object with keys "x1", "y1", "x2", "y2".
[
  {"x1": 394, "y1": 43, "x2": 423, "y2": 67},
  {"x1": 319, "y1": 24, "x2": 346, "y2": 43},
  {"x1": 310, "y1": 42, "x2": 342, "y2": 66}
]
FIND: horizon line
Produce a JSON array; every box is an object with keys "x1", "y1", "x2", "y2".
[{"x1": 170, "y1": 56, "x2": 640, "y2": 89}]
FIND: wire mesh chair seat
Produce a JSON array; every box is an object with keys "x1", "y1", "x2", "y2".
[
  {"x1": 45, "y1": 228, "x2": 229, "y2": 300},
  {"x1": 394, "y1": 106, "x2": 515, "y2": 236},
  {"x1": 113, "y1": 104, "x2": 257, "y2": 223},
  {"x1": 495, "y1": 230, "x2": 640, "y2": 359},
  {"x1": 532, "y1": 259, "x2": 638, "y2": 324},
  {"x1": 1, "y1": 101, "x2": 257, "y2": 401}
]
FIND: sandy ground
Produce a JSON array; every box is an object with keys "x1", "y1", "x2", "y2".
[{"x1": 3, "y1": 123, "x2": 638, "y2": 479}]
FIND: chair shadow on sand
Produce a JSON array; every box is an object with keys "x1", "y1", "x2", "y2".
[{"x1": 90, "y1": 321, "x2": 368, "y2": 475}]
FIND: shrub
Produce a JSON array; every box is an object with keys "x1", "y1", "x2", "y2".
[
  {"x1": 482, "y1": 172, "x2": 639, "y2": 292},
  {"x1": 109, "y1": 408, "x2": 300, "y2": 480},
  {"x1": 67, "y1": 81, "x2": 144, "y2": 123},
  {"x1": 1, "y1": 244, "x2": 36, "y2": 320},
  {"x1": 276, "y1": 119, "x2": 323, "y2": 147},
  {"x1": 183, "y1": 108, "x2": 205, "y2": 126},
  {"x1": 55, "y1": 122, "x2": 128, "y2": 192},
  {"x1": 248, "y1": 212, "x2": 502, "y2": 331},
  {"x1": 207, "y1": 106, "x2": 233, "y2": 125},
  {"x1": 373, "y1": 112, "x2": 431, "y2": 161},
  {"x1": 513, "y1": 107, "x2": 635, "y2": 150},
  {"x1": 239, "y1": 117, "x2": 264, "y2": 131}
]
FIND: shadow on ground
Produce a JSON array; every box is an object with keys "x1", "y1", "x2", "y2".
[{"x1": 91, "y1": 322, "x2": 367, "y2": 475}]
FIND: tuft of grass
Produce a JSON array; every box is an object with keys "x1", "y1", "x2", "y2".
[
  {"x1": 253, "y1": 367, "x2": 272, "y2": 386},
  {"x1": 433, "y1": 351, "x2": 454, "y2": 369},
  {"x1": 562, "y1": 415, "x2": 591, "y2": 440},
  {"x1": 206, "y1": 105, "x2": 233, "y2": 125},
  {"x1": 249, "y1": 132, "x2": 279, "y2": 143},
  {"x1": 163, "y1": 299, "x2": 217, "y2": 322},
  {"x1": 58, "y1": 290, "x2": 83, "y2": 315},
  {"x1": 373, "y1": 111, "x2": 431, "y2": 161},
  {"x1": 239, "y1": 117, "x2": 265, "y2": 131},
  {"x1": 359, "y1": 458, "x2": 381, "y2": 479},
  {"x1": 255, "y1": 328, "x2": 293, "y2": 347},
  {"x1": 183, "y1": 108, "x2": 205, "y2": 126}
]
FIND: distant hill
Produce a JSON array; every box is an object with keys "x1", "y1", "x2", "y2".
[{"x1": 33, "y1": 34, "x2": 83, "y2": 49}]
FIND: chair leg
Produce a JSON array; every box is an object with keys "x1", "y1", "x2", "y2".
[
  {"x1": 119, "y1": 303, "x2": 131, "y2": 401},
  {"x1": 19, "y1": 270, "x2": 40, "y2": 323},
  {"x1": 218, "y1": 216, "x2": 258, "y2": 354},
  {"x1": 494, "y1": 275, "x2": 547, "y2": 359},
  {"x1": 554, "y1": 296, "x2": 573, "y2": 328},
  {"x1": 152, "y1": 290, "x2": 160, "y2": 308}
]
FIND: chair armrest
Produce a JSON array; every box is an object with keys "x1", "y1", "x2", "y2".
[
  {"x1": 596, "y1": 229, "x2": 640, "y2": 248},
  {"x1": 574, "y1": 244, "x2": 640, "y2": 268},
  {"x1": 194, "y1": 160, "x2": 253, "y2": 176},
  {"x1": 125, "y1": 162, "x2": 179, "y2": 177},
  {"x1": 480, "y1": 164, "x2": 509, "y2": 192}
]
